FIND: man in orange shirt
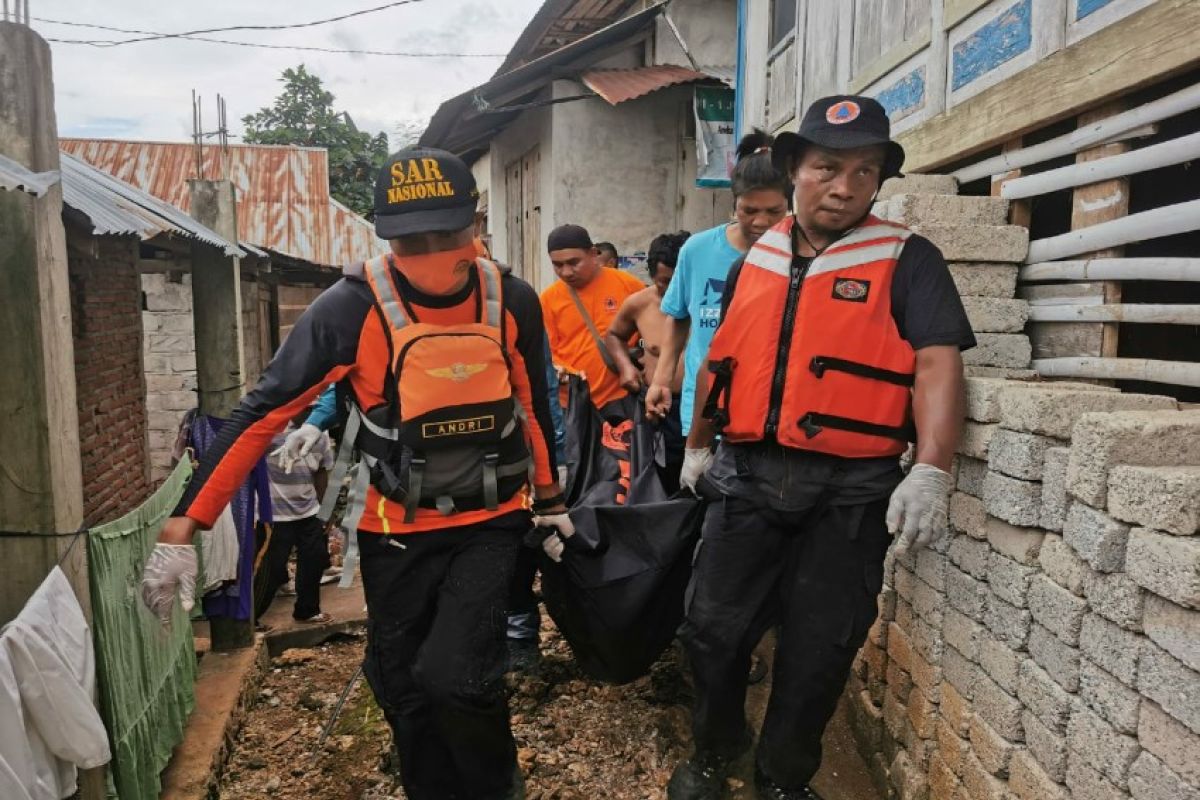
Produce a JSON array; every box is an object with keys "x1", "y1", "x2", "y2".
[{"x1": 540, "y1": 224, "x2": 645, "y2": 412}]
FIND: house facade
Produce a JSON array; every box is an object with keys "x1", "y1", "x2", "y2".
[
  {"x1": 422, "y1": 0, "x2": 740, "y2": 291},
  {"x1": 62, "y1": 140, "x2": 383, "y2": 479}
]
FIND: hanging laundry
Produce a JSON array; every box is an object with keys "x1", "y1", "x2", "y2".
[
  {"x1": 184, "y1": 413, "x2": 272, "y2": 620},
  {"x1": 199, "y1": 504, "x2": 240, "y2": 592},
  {"x1": 0, "y1": 566, "x2": 111, "y2": 800}
]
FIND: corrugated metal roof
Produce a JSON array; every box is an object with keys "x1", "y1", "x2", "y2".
[
  {"x1": 59, "y1": 152, "x2": 241, "y2": 254},
  {"x1": 582, "y1": 65, "x2": 714, "y2": 104},
  {"x1": 496, "y1": 0, "x2": 640, "y2": 76},
  {"x1": 59, "y1": 139, "x2": 382, "y2": 267},
  {"x1": 0, "y1": 153, "x2": 59, "y2": 197},
  {"x1": 421, "y1": 3, "x2": 665, "y2": 156}
]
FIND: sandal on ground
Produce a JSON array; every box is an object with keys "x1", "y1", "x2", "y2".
[{"x1": 295, "y1": 612, "x2": 333, "y2": 624}]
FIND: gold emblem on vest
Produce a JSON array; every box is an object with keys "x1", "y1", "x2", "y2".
[
  {"x1": 422, "y1": 416, "x2": 496, "y2": 438},
  {"x1": 426, "y1": 362, "x2": 488, "y2": 382}
]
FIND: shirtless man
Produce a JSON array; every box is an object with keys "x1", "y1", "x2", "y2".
[{"x1": 605, "y1": 231, "x2": 690, "y2": 489}]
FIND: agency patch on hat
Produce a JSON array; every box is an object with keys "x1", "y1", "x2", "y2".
[
  {"x1": 826, "y1": 100, "x2": 861, "y2": 125},
  {"x1": 373, "y1": 147, "x2": 479, "y2": 239},
  {"x1": 771, "y1": 94, "x2": 907, "y2": 181}
]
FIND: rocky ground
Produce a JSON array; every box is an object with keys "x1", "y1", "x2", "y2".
[
  {"x1": 217, "y1": 617, "x2": 879, "y2": 800},
  {"x1": 217, "y1": 620, "x2": 695, "y2": 800}
]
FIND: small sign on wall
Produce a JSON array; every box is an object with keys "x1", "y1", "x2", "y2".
[{"x1": 695, "y1": 86, "x2": 736, "y2": 188}]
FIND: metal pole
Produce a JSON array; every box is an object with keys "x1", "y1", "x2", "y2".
[
  {"x1": 313, "y1": 665, "x2": 363, "y2": 756},
  {"x1": 662, "y1": 9, "x2": 701, "y2": 72}
]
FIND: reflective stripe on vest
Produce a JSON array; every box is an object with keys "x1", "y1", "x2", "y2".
[
  {"x1": 706, "y1": 215, "x2": 916, "y2": 458},
  {"x1": 365, "y1": 254, "x2": 504, "y2": 331}
]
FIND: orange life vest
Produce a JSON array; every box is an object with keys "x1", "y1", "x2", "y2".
[
  {"x1": 704, "y1": 215, "x2": 916, "y2": 458},
  {"x1": 351, "y1": 254, "x2": 531, "y2": 522}
]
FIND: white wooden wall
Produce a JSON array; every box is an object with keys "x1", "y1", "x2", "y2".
[{"x1": 741, "y1": 0, "x2": 1164, "y2": 144}]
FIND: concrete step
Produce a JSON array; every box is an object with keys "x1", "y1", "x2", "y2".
[
  {"x1": 962, "y1": 297, "x2": 1030, "y2": 333},
  {"x1": 963, "y1": 333, "x2": 1033, "y2": 370},
  {"x1": 964, "y1": 366, "x2": 1039, "y2": 380},
  {"x1": 878, "y1": 173, "x2": 958, "y2": 200},
  {"x1": 913, "y1": 224, "x2": 1030, "y2": 263},
  {"x1": 949, "y1": 263, "x2": 1019, "y2": 298},
  {"x1": 890, "y1": 194, "x2": 1010, "y2": 226}
]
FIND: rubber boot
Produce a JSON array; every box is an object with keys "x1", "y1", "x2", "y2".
[
  {"x1": 754, "y1": 765, "x2": 823, "y2": 800},
  {"x1": 668, "y1": 749, "x2": 741, "y2": 800}
]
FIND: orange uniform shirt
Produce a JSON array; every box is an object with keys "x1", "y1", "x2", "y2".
[{"x1": 541, "y1": 267, "x2": 645, "y2": 408}]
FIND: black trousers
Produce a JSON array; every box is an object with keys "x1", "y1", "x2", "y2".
[
  {"x1": 680, "y1": 493, "x2": 891, "y2": 788},
  {"x1": 359, "y1": 512, "x2": 527, "y2": 800},
  {"x1": 254, "y1": 515, "x2": 329, "y2": 620},
  {"x1": 507, "y1": 546, "x2": 541, "y2": 641}
]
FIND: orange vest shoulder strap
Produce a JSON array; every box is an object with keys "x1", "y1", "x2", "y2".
[
  {"x1": 362, "y1": 254, "x2": 411, "y2": 332},
  {"x1": 475, "y1": 257, "x2": 505, "y2": 329}
]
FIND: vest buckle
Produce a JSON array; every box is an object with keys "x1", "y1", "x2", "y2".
[
  {"x1": 809, "y1": 356, "x2": 827, "y2": 378},
  {"x1": 798, "y1": 413, "x2": 823, "y2": 439}
]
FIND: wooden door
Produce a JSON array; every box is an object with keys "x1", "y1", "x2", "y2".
[
  {"x1": 506, "y1": 158, "x2": 524, "y2": 278},
  {"x1": 521, "y1": 146, "x2": 542, "y2": 292}
]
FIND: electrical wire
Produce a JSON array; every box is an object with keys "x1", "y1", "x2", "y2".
[
  {"x1": 38, "y1": 16, "x2": 506, "y2": 57},
  {"x1": 38, "y1": 0, "x2": 428, "y2": 45}
]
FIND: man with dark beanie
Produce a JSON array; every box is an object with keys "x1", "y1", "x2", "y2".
[{"x1": 667, "y1": 96, "x2": 974, "y2": 799}]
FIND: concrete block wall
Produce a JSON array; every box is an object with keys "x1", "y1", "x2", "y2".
[
  {"x1": 847, "y1": 377, "x2": 1200, "y2": 800},
  {"x1": 141, "y1": 272, "x2": 197, "y2": 483},
  {"x1": 875, "y1": 176, "x2": 1033, "y2": 377},
  {"x1": 67, "y1": 231, "x2": 153, "y2": 525}
]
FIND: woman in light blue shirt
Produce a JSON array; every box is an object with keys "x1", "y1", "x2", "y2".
[{"x1": 648, "y1": 130, "x2": 791, "y2": 490}]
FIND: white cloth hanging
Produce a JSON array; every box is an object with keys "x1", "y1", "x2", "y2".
[
  {"x1": 200, "y1": 504, "x2": 240, "y2": 592},
  {"x1": 0, "y1": 566, "x2": 111, "y2": 800}
]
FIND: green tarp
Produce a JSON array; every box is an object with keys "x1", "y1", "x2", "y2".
[{"x1": 87, "y1": 460, "x2": 196, "y2": 800}]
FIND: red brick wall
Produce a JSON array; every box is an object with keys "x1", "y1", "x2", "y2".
[{"x1": 67, "y1": 228, "x2": 152, "y2": 526}]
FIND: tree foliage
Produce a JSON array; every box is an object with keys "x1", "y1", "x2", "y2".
[{"x1": 242, "y1": 65, "x2": 390, "y2": 218}]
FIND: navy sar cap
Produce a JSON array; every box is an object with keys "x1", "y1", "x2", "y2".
[{"x1": 373, "y1": 147, "x2": 479, "y2": 239}]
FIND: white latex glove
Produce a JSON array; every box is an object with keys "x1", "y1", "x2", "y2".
[
  {"x1": 271, "y1": 422, "x2": 322, "y2": 474},
  {"x1": 886, "y1": 463, "x2": 953, "y2": 559},
  {"x1": 140, "y1": 543, "x2": 198, "y2": 627},
  {"x1": 680, "y1": 447, "x2": 714, "y2": 494},
  {"x1": 533, "y1": 512, "x2": 575, "y2": 563}
]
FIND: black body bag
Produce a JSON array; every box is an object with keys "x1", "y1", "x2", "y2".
[{"x1": 537, "y1": 376, "x2": 704, "y2": 684}]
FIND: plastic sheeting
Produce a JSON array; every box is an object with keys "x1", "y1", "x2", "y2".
[{"x1": 87, "y1": 459, "x2": 196, "y2": 800}]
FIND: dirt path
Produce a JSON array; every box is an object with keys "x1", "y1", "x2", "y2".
[{"x1": 218, "y1": 620, "x2": 881, "y2": 800}]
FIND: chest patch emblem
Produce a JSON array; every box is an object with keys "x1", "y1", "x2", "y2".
[
  {"x1": 604, "y1": 297, "x2": 618, "y2": 313},
  {"x1": 427, "y1": 362, "x2": 487, "y2": 382},
  {"x1": 832, "y1": 278, "x2": 870, "y2": 303}
]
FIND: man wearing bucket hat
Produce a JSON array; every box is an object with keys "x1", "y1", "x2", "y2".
[
  {"x1": 141, "y1": 148, "x2": 562, "y2": 799},
  {"x1": 667, "y1": 96, "x2": 975, "y2": 799}
]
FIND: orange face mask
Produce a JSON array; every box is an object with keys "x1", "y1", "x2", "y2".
[{"x1": 393, "y1": 243, "x2": 478, "y2": 295}]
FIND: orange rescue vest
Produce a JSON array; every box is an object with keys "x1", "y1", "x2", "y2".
[{"x1": 704, "y1": 215, "x2": 916, "y2": 458}]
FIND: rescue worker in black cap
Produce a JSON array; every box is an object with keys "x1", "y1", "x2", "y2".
[
  {"x1": 662, "y1": 96, "x2": 975, "y2": 799},
  {"x1": 142, "y1": 147, "x2": 562, "y2": 800}
]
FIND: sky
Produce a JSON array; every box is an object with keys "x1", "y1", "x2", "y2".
[{"x1": 34, "y1": 0, "x2": 544, "y2": 146}]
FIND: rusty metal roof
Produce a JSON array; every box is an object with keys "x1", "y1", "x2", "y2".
[
  {"x1": 422, "y1": 3, "x2": 664, "y2": 156},
  {"x1": 59, "y1": 139, "x2": 381, "y2": 267},
  {"x1": 582, "y1": 65, "x2": 714, "y2": 104},
  {"x1": 496, "y1": 0, "x2": 640, "y2": 76},
  {"x1": 58, "y1": 152, "x2": 241, "y2": 254}
]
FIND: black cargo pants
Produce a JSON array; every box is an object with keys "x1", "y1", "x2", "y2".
[
  {"x1": 359, "y1": 511, "x2": 528, "y2": 800},
  {"x1": 680, "y1": 492, "x2": 893, "y2": 788}
]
